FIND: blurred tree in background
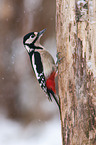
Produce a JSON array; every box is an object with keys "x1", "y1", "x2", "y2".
[{"x1": 0, "y1": 0, "x2": 58, "y2": 123}]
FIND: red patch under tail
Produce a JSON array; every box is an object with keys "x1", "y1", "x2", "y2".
[{"x1": 46, "y1": 71, "x2": 56, "y2": 94}]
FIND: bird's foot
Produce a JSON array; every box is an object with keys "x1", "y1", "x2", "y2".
[{"x1": 56, "y1": 52, "x2": 64, "y2": 65}]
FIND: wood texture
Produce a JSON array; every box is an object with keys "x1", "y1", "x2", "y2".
[{"x1": 56, "y1": 0, "x2": 96, "y2": 144}]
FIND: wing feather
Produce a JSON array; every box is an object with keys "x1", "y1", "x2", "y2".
[{"x1": 32, "y1": 52, "x2": 47, "y2": 93}]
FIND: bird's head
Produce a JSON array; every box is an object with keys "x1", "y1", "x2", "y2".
[{"x1": 23, "y1": 28, "x2": 46, "y2": 53}]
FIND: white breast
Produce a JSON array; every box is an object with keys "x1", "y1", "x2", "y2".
[{"x1": 37, "y1": 49, "x2": 56, "y2": 79}]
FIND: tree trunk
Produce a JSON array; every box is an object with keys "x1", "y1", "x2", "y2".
[{"x1": 56, "y1": 0, "x2": 96, "y2": 144}]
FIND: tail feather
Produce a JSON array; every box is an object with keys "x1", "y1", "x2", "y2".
[{"x1": 47, "y1": 89, "x2": 60, "y2": 110}]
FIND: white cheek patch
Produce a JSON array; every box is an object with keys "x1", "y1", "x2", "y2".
[{"x1": 25, "y1": 36, "x2": 35, "y2": 44}]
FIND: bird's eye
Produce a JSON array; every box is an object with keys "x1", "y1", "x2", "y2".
[{"x1": 31, "y1": 35, "x2": 35, "y2": 38}]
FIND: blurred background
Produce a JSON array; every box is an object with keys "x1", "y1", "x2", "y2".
[{"x1": 0, "y1": 0, "x2": 61, "y2": 145}]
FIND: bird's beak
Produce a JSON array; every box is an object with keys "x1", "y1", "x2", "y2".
[{"x1": 38, "y1": 28, "x2": 46, "y2": 37}]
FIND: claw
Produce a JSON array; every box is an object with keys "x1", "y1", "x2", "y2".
[
  {"x1": 56, "y1": 52, "x2": 61, "y2": 59},
  {"x1": 56, "y1": 52, "x2": 64, "y2": 64}
]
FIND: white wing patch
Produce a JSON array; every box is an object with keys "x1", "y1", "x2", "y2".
[{"x1": 32, "y1": 53, "x2": 47, "y2": 93}]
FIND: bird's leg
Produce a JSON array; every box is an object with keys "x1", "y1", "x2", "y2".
[
  {"x1": 56, "y1": 52, "x2": 65, "y2": 64},
  {"x1": 56, "y1": 52, "x2": 65, "y2": 70}
]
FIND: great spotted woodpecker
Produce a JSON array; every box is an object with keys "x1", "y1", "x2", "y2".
[{"x1": 23, "y1": 29, "x2": 60, "y2": 109}]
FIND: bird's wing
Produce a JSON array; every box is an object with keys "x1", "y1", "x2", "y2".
[{"x1": 32, "y1": 51, "x2": 47, "y2": 93}]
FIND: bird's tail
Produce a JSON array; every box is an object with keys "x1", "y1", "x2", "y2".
[{"x1": 47, "y1": 89, "x2": 60, "y2": 111}]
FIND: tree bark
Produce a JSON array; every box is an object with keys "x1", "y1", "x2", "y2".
[{"x1": 56, "y1": 0, "x2": 96, "y2": 144}]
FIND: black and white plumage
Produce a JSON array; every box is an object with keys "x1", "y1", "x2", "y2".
[{"x1": 23, "y1": 29, "x2": 60, "y2": 109}]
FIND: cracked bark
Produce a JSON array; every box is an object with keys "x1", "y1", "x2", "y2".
[{"x1": 56, "y1": 0, "x2": 96, "y2": 145}]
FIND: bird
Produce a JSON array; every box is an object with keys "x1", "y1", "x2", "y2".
[{"x1": 23, "y1": 29, "x2": 60, "y2": 110}]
